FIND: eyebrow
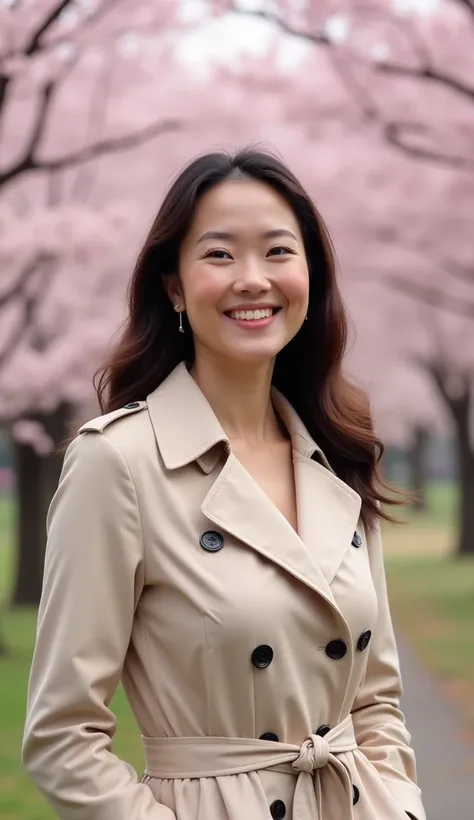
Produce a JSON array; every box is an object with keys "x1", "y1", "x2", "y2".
[{"x1": 196, "y1": 228, "x2": 298, "y2": 244}]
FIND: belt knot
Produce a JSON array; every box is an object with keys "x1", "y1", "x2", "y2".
[{"x1": 292, "y1": 734, "x2": 330, "y2": 774}]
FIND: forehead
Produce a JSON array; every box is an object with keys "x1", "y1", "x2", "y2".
[{"x1": 188, "y1": 178, "x2": 301, "y2": 236}]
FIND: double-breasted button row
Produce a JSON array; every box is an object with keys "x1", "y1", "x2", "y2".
[
  {"x1": 325, "y1": 628, "x2": 371, "y2": 660},
  {"x1": 200, "y1": 530, "x2": 362, "y2": 552}
]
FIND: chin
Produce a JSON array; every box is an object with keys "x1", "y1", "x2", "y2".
[{"x1": 222, "y1": 343, "x2": 284, "y2": 366}]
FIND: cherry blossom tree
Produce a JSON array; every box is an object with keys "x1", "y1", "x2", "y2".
[
  {"x1": 223, "y1": 0, "x2": 474, "y2": 170},
  {"x1": 0, "y1": 0, "x2": 195, "y2": 607}
]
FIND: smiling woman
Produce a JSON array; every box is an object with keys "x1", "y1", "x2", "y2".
[{"x1": 22, "y1": 148, "x2": 426, "y2": 820}]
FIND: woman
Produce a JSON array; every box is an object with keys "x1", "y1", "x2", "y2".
[{"x1": 22, "y1": 148, "x2": 425, "y2": 820}]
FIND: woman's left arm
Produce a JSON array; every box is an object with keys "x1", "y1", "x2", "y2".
[{"x1": 350, "y1": 520, "x2": 426, "y2": 820}]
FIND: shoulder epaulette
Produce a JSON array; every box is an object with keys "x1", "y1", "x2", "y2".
[{"x1": 78, "y1": 401, "x2": 147, "y2": 434}]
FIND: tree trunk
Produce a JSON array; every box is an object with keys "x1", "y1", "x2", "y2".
[
  {"x1": 408, "y1": 425, "x2": 429, "y2": 512},
  {"x1": 456, "y1": 432, "x2": 474, "y2": 556},
  {"x1": 0, "y1": 627, "x2": 7, "y2": 656},
  {"x1": 428, "y1": 368, "x2": 474, "y2": 557},
  {"x1": 11, "y1": 402, "x2": 74, "y2": 607},
  {"x1": 11, "y1": 438, "x2": 44, "y2": 606}
]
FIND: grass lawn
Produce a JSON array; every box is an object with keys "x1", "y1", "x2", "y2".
[
  {"x1": 385, "y1": 553, "x2": 474, "y2": 731},
  {"x1": 0, "y1": 481, "x2": 473, "y2": 818}
]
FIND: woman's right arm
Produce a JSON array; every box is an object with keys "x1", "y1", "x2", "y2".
[{"x1": 22, "y1": 432, "x2": 175, "y2": 820}]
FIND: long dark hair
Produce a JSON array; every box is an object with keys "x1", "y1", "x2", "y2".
[{"x1": 95, "y1": 147, "x2": 401, "y2": 529}]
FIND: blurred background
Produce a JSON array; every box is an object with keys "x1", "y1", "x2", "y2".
[{"x1": 0, "y1": 1, "x2": 473, "y2": 818}]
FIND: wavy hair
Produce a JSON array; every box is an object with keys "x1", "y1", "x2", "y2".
[{"x1": 95, "y1": 147, "x2": 402, "y2": 528}]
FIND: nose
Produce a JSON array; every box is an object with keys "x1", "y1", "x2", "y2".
[{"x1": 232, "y1": 260, "x2": 271, "y2": 295}]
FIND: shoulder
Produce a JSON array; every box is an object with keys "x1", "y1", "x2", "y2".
[{"x1": 70, "y1": 400, "x2": 152, "y2": 476}]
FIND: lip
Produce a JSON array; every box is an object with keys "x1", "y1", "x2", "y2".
[{"x1": 223, "y1": 303, "x2": 281, "y2": 313}]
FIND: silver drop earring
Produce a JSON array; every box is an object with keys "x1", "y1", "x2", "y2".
[{"x1": 174, "y1": 304, "x2": 184, "y2": 333}]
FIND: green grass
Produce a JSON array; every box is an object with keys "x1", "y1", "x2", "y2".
[{"x1": 386, "y1": 553, "x2": 474, "y2": 727}]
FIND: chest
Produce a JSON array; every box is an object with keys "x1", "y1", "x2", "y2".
[{"x1": 230, "y1": 439, "x2": 298, "y2": 532}]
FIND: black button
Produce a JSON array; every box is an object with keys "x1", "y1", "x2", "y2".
[
  {"x1": 270, "y1": 799, "x2": 286, "y2": 820},
  {"x1": 259, "y1": 732, "x2": 279, "y2": 742},
  {"x1": 352, "y1": 531, "x2": 362, "y2": 548},
  {"x1": 251, "y1": 644, "x2": 274, "y2": 668},
  {"x1": 325, "y1": 639, "x2": 347, "y2": 660},
  {"x1": 124, "y1": 402, "x2": 140, "y2": 409},
  {"x1": 200, "y1": 531, "x2": 224, "y2": 552},
  {"x1": 352, "y1": 785, "x2": 360, "y2": 805},
  {"x1": 357, "y1": 630, "x2": 372, "y2": 652},
  {"x1": 315, "y1": 724, "x2": 330, "y2": 737}
]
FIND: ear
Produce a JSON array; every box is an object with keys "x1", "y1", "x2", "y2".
[{"x1": 163, "y1": 274, "x2": 184, "y2": 309}]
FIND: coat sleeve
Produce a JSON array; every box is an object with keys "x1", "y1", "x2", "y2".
[
  {"x1": 22, "y1": 432, "x2": 176, "y2": 820},
  {"x1": 350, "y1": 520, "x2": 426, "y2": 820}
]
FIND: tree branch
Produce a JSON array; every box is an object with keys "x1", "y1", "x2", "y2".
[
  {"x1": 0, "y1": 118, "x2": 181, "y2": 191},
  {"x1": 0, "y1": 254, "x2": 58, "y2": 372},
  {"x1": 376, "y1": 61, "x2": 474, "y2": 102},
  {"x1": 384, "y1": 121, "x2": 474, "y2": 170},
  {"x1": 385, "y1": 274, "x2": 474, "y2": 318},
  {"x1": 228, "y1": 3, "x2": 330, "y2": 46},
  {"x1": 453, "y1": 0, "x2": 474, "y2": 24},
  {"x1": 25, "y1": 1, "x2": 75, "y2": 55},
  {"x1": 0, "y1": 252, "x2": 55, "y2": 309}
]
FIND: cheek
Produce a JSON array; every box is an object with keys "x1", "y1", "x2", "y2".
[
  {"x1": 278, "y1": 262, "x2": 309, "y2": 306},
  {"x1": 184, "y1": 266, "x2": 226, "y2": 312}
]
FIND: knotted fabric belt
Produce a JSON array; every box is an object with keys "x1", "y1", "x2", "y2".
[{"x1": 143, "y1": 714, "x2": 357, "y2": 819}]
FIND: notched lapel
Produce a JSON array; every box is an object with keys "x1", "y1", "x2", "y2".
[
  {"x1": 294, "y1": 455, "x2": 362, "y2": 585},
  {"x1": 201, "y1": 453, "x2": 338, "y2": 607}
]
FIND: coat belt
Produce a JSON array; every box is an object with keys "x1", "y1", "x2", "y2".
[{"x1": 142, "y1": 714, "x2": 357, "y2": 819}]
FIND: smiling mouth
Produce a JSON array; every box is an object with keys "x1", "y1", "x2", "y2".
[{"x1": 224, "y1": 307, "x2": 281, "y2": 321}]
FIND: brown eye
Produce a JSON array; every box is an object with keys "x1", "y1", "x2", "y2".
[
  {"x1": 203, "y1": 249, "x2": 232, "y2": 260},
  {"x1": 268, "y1": 246, "x2": 295, "y2": 257}
]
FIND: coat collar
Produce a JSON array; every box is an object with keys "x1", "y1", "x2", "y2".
[
  {"x1": 146, "y1": 361, "x2": 332, "y2": 474},
  {"x1": 147, "y1": 362, "x2": 362, "y2": 601}
]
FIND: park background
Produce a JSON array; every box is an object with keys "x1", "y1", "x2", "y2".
[{"x1": 0, "y1": 1, "x2": 473, "y2": 818}]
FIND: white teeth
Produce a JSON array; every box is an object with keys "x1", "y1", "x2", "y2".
[{"x1": 229, "y1": 308, "x2": 273, "y2": 320}]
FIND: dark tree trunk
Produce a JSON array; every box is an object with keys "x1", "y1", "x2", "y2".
[
  {"x1": 429, "y1": 368, "x2": 474, "y2": 557},
  {"x1": 457, "y1": 445, "x2": 474, "y2": 556},
  {"x1": 408, "y1": 425, "x2": 429, "y2": 512},
  {"x1": 11, "y1": 439, "x2": 44, "y2": 606},
  {"x1": 11, "y1": 402, "x2": 74, "y2": 607},
  {"x1": 0, "y1": 628, "x2": 7, "y2": 656},
  {"x1": 453, "y1": 406, "x2": 474, "y2": 557}
]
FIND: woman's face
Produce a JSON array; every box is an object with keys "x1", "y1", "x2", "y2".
[{"x1": 170, "y1": 177, "x2": 309, "y2": 368}]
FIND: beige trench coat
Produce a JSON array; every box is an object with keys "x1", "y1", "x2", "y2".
[{"x1": 23, "y1": 362, "x2": 426, "y2": 820}]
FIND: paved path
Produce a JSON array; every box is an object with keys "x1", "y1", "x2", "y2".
[{"x1": 397, "y1": 634, "x2": 474, "y2": 819}]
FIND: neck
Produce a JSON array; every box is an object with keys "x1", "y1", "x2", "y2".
[{"x1": 190, "y1": 352, "x2": 284, "y2": 446}]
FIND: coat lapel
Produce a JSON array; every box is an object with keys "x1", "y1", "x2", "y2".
[
  {"x1": 202, "y1": 452, "x2": 336, "y2": 605},
  {"x1": 293, "y1": 454, "x2": 361, "y2": 586},
  {"x1": 147, "y1": 363, "x2": 362, "y2": 604}
]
